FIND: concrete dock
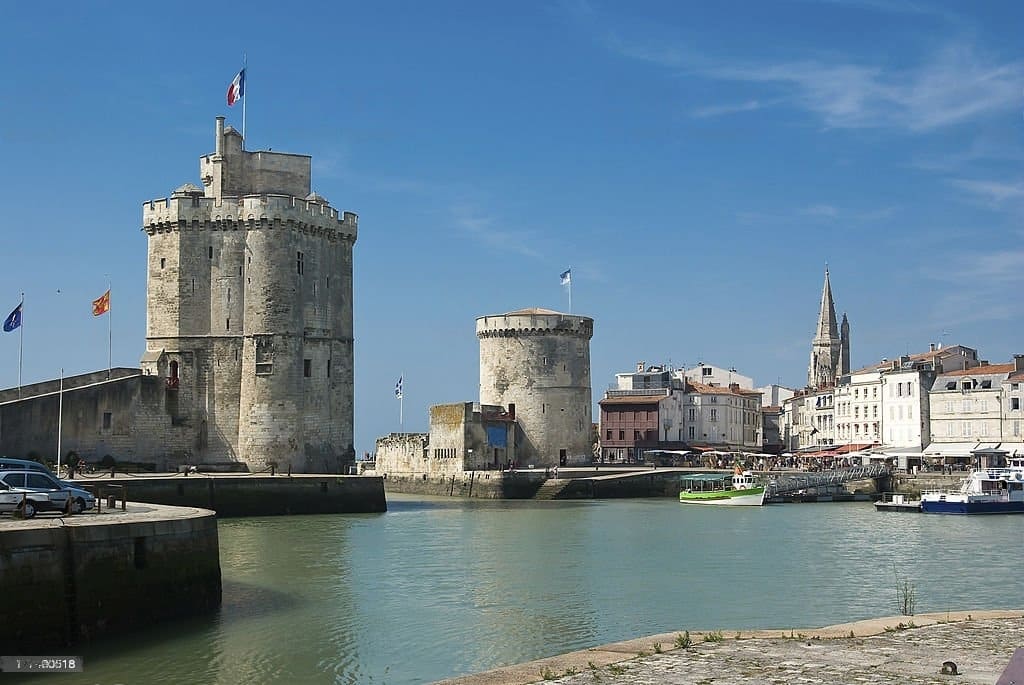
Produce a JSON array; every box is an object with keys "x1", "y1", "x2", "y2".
[
  {"x1": 0, "y1": 502, "x2": 221, "y2": 652},
  {"x1": 436, "y1": 610, "x2": 1024, "y2": 684},
  {"x1": 59, "y1": 471, "x2": 387, "y2": 516}
]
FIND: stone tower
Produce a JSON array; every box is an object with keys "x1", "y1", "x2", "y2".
[
  {"x1": 141, "y1": 117, "x2": 358, "y2": 473},
  {"x1": 807, "y1": 268, "x2": 846, "y2": 389},
  {"x1": 476, "y1": 308, "x2": 594, "y2": 467}
]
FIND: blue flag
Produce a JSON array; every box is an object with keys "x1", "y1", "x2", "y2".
[{"x1": 2, "y1": 303, "x2": 21, "y2": 332}]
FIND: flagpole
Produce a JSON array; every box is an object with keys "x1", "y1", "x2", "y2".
[
  {"x1": 241, "y1": 53, "x2": 247, "y2": 150},
  {"x1": 106, "y1": 278, "x2": 112, "y2": 379},
  {"x1": 568, "y1": 265, "x2": 573, "y2": 314},
  {"x1": 17, "y1": 292, "x2": 23, "y2": 398},
  {"x1": 400, "y1": 372, "x2": 404, "y2": 427},
  {"x1": 57, "y1": 368, "x2": 64, "y2": 474}
]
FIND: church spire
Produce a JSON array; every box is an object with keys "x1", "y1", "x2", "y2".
[
  {"x1": 815, "y1": 267, "x2": 839, "y2": 342},
  {"x1": 808, "y1": 267, "x2": 843, "y2": 388}
]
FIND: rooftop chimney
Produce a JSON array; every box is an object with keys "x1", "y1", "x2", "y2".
[
  {"x1": 215, "y1": 116, "x2": 225, "y2": 157},
  {"x1": 637, "y1": 361, "x2": 645, "y2": 373}
]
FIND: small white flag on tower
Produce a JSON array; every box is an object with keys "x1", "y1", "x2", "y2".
[
  {"x1": 560, "y1": 269, "x2": 571, "y2": 285},
  {"x1": 395, "y1": 376, "x2": 403, "y2": 400}
]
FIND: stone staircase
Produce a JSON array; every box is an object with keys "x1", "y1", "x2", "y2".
[{"x1": 533, "y1": 479, "x2": 571, "y2": 500}]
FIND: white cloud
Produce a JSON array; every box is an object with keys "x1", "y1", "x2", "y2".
[
  {"x1": 690, "y1": 99, "x2": 769, "y2": 119},
  {"x1": 590, "y1": 19, "x2": 1024, "y2": 133},
  {"x1": 950, "y1": 179, "x2": 1024, "y2": 206},
  {"x1": 799, "y1": 204, "x2": 841, "y2": 218},
  {"x1": 451, "y1": 205, "x2": 544, "y2": 259},
  {"x1": 699, "y1": 45, "x2": 1024, "y2": 131}
]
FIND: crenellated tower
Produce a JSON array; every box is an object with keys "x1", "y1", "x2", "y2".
[
  {"x1": 476, "y1": 308, "x2": 594, "y2": 467},
  {"x1": 140, "y1": 117, "x2": 358, "y2": 473}
]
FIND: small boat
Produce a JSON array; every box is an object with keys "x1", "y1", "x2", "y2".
[
  {"x1": 920, "y1": 457, "x2": 1024, "y2": 514},
  {"x1": 679, "y1": 469, "x2": 766, "y2": 506},
  {"x1": 874, "y1": 492, "x2": 921, "y2": 513}
]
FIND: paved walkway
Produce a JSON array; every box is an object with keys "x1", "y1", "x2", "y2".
[{"x1": 436, "y1": 610, "x2": 1024, "y2": 685}]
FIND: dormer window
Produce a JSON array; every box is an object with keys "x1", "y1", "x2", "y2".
[{"x1": 946, "y1": 381, "x2": 956, "y2": 390}]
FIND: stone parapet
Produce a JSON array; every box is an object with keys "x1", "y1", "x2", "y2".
[
  {"x1": 476, "y1": 311, "x2": 593, "y2": 339},
  {"x1": 142, "y1": 193, "x2": 357, "y2": 242}
]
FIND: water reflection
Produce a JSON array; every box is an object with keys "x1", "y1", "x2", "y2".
[{"x1": 16, "y1": 498, "x2": 1024, "y2": 685}]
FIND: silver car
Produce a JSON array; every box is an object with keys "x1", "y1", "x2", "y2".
[
  {"x1": 0, "y1": 479, "x2": 57, "y2": 518},
  {"x1": 0, "y1": 470, "x2": 75, "y2": 514},
  {"x1": 0, "y1": 457, "x2": 96, "y2": 511}
]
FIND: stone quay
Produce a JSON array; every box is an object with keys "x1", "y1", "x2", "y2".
[{"x1": 435, "y1": 610, "x2": 1024, "y2": 685}]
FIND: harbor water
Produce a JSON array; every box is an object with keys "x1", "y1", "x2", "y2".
[{"x1": 21, "y1": 494, "x2": 1024, "y2": 684}]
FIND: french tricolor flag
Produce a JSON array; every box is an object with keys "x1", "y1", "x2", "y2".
[{"x1": 226, "y1": 68, "x2": 245, "y2": 107}]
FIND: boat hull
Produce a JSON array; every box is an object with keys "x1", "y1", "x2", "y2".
[
  {"x1": 679, "y1": 487, "x2": 766, "y2": 506},
  {"x1": 921, "y1": 499, "x2": 1024, "y2": 515}
]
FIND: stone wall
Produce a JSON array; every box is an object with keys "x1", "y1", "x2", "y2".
[
  {"x1": 375, "y1": 432, "x2": 432, "y2": 474},
  {"x1": 382, "y1": 469, "x2": 547, "y2": 499},
  {"x1": 0, "y1": 505, "x2": 221, "y2": 652},
  {"x1": 0, "y1": 373, "x2": 196, "y2": 465}
]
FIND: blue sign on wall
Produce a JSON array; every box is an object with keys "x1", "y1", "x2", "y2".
[{"x1": 486, "y1": 425, "x2": 507, "y2": 447}]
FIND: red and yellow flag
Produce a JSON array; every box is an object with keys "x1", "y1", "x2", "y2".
[{"x1": 92, "y1": 290, "x2": 110, "y2": 317}]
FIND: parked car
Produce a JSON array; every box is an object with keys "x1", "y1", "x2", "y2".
[
  {"x1": 0, "y1": 470, "x2": 75, "y2": 514},
  {"x1": 0, "y1": 479, "x2": 56, "y2": 518},
  {"x1": 0, "y1": 457, "x2": 96, "y2": 511}
]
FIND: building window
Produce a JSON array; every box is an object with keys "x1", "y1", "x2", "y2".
[
  {"x1": 618, "y1": 430, "x2": 624, "y2": 440},
  {"x1": 606, "y1": 429, "x2": 612, "y2": 440},
  {"x1": 710, "y1": 409, "x2": 718, "y2": 421},
  {"x1": 102, "y1": 412, "x2": 112, "y2": 430},
  {"x1": 297, "y1": 251, "x2": 305, "y2": 275},
  {"x1": 160, "y1": 257, "x2": 166, "y2": 269},
  {"x1": 226, "y1": 318, "x2": 230, "y2": 330},
  {"x1": 688, "y1": 426, "x2": 695, "y2": 439},
  {"x1": 303, "y1": 359, "x2": 312, "y2": 377},
  {"x1": 634, "y1": 430, "x2": 642, "y2": 440},
  {"x1": 327, "y1": 359, "x2": 331, "y2": 377},
  {"x1": 209, "y1": 246, "x2": 213, "y2": 259},
  {"x1": 1012, "y1": 398, "x2": 1021, "y2": 411}
]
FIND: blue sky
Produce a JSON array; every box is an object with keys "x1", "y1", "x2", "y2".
[{"x1": 1, "y1": 1, "x2": 1021, "y2": 456}]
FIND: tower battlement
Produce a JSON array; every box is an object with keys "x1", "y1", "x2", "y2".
[
  {"x1": 476, "y1": 309, "x2": 594, "y2": 340},
  {"x1": 142, "y1": 193, "x2": 357, "y2": 240}
]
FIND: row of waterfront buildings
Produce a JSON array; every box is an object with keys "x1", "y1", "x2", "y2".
[{"x1": 595, "y1": 269, "x2": 1024, "y2": 471}]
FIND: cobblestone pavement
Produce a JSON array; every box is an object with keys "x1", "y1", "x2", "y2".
[{"x1": 436, "y1": 611, "x2": 1024, "y2": 685}]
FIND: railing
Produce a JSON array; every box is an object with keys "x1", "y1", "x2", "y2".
[{"x1": 765, "y1": 463, "x2": 890, "y2": 498}]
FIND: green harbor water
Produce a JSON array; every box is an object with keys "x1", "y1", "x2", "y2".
[{"x1": 20, "y1": 494, "x2": 1024, "y2": 684}]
